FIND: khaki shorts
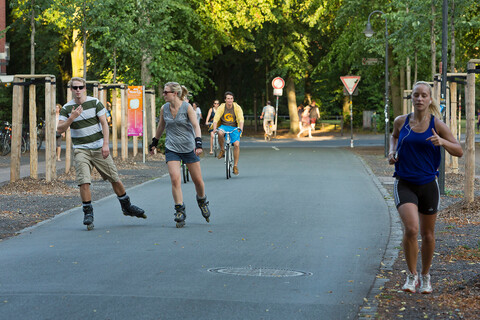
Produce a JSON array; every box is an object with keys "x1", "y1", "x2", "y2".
[{"x1": 74, "y1": 148, "x2": 120, "y2": 185}]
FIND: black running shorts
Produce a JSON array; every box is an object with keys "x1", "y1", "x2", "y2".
[{"x1": 393, "y1": 178, "x2": 440, "y2": 215}]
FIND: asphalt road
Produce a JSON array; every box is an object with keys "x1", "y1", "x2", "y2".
[{"x1": 0, "y1": 140, "x2": 390, "y2": 319}]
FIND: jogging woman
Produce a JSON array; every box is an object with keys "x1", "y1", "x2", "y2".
[
  {"x1": 148, "y1": 82, "x2": 211, "y2": 228},
  {"x1": 388, "y1": 81, "x2": 463, "y2": 294}
]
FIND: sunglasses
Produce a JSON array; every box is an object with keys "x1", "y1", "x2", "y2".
[
  {"x1": 163, "y1": 91, "x2": 174, "y2": 95},
  {"x1": 72, "y1": 86, "x2": 85, "y2": 90}
]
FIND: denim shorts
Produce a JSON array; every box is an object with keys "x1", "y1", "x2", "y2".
[{"x1": 165, "y1": 148, "x2": 200, "y2": 163}]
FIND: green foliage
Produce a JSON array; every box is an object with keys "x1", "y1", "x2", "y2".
[{"x1": 4, "y1": 0, "x2": 480, "y2": 127}]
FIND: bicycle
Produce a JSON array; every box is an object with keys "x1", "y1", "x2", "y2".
[
  {"x1": 181, "y1": 160, "x2": 190, "y2": 183},
  {"x1": 219, "y1": 127, "x2": 240, "y2": 179},
  {"x1": 0, "y1": 121, "x2": 21, "y2": 156},
  {"x1": 36, "y1": 118, "x2": 45, "y2": 150}
]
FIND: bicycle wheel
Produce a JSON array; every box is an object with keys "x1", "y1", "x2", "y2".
[
  {"x1": 213, "y1": 134, "x2": 219, "y2": 157},
  {"x1": 186, "y1": 166, "x2": 190, "y2": 182},
  {"x1": 21, "y1": 137, "x2": 27, "y2": 153},
  {"x1": 37, "y1": 128, "x2": 43, "y2": 149},
  {"x1": 225, "y1": 144, "x2": 231, "y2": 179},
  {"x1": 2, "y1": 136, "x2": 11, "y2": 156},
  {"x1": 182, "y1": 162, "x2": 188, "y2": 183}
]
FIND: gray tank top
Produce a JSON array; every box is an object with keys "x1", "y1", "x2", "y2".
[{"x1": 163, "y1": 101, "x2": 195, "y2": 153}]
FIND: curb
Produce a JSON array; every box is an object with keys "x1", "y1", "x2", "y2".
[{"x1": 356, "y1": 156, "x2": 403, "y2": 319}]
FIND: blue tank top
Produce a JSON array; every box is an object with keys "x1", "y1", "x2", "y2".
[{"x1": 394, "y1": 114, "x2": 441, "y2": 185}]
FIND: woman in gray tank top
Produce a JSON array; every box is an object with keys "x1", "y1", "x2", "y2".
[{"x1": 148, "y1": 82, "x2": 211, "y2": 228}]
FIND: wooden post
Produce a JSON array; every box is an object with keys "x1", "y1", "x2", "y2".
[
  {"x1": 150, "y1": 91, "x2": 157, "y2": 155},
  {"x1": 93, "y1": 82, "x2": 98, "y2": 98},
  {"x1": 133, "y1": 136, "x2": 138, "y2": 157},
  {"x1": 433, "y1": 75, "x2": 441, "y2": 109},
  {"x1": 51, "y1": 77, "x2": 57, "y2": 178},
  {"x1": 121, "y1": 86, "x2": 128, "y2": 160},
  {"x1": 449, "y1": 81, "x2": 458, "y2": 173},
  {"x1": 445, "y1": 82, "x2": 451, "y2": 170},
  {"x1": 111, "y1": 88, "x2": 118, "y2": 158},
  {"x1": 45, "y1": 76, "x2": 56, "y2": 181},
  {"x1": 65, "y1": 86, "x2": 72, "y2": 173},
  {"x1": 10, "y1": 77, "x2": 24, "y2": 182},
  {"x1": 29, "y1": 84, "x2": 38, "y2": 179},
  {"x1": 458, "y1": 94, "x2": 462, "y2": 142},
  {"x1": 464, "y1": 60, "x2": 478, "y2": 202}
]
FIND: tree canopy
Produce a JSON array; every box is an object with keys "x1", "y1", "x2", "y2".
[{"x1": 2, "y1": 0, "x2": 479, "y2": 128}]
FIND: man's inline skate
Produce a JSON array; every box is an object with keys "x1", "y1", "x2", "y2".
[
  {"x1": 174, "y1": 204, "x2": 186, "y2": 228},
  {"x1": 83, "y1": 205, "x2": 94, "y2": 231},
  {"x1": 120, "y1": 195, "x2": 147, "y2": 219}
]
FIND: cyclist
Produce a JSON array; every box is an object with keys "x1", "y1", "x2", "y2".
[
  {"x1": 260, "y1": 100, "x2": 275, "y2": 138},
  {"x1": 205, "y1": 100, "x2": 220, "y2": 155},
  {"x1": 57, "y1": 77, "x2": 145, "y2": 230},
  {"x1": 148, "y1": 82, "x2": 211, "y2": 228},
  {"x1": 212, "y1": 91, "x2": 244, "y2": 176}
]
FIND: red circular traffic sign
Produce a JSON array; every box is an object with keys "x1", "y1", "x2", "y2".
[{"x1": 272, "y1": 77, "x2": 285, "y2": 89}]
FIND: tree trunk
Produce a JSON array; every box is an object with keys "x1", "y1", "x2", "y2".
[
  {"x1": 286, "y1": 77, "x2": 299, "y2": 133},
  {"x1": 399, "y1": 66, "x2": 405, "y2": 117},
  {"x1": 405, "y1": 6, "x2": 411, "y2": 90},
  {"x1": 30, "y1": 0, "x2": 35, "y2": 74},
  {"x1": 304, "y1": 70, "x2": 312, "y2": 105},
  {"x1": 414, "y1": 49, "x2": 418, "y2": 83},
  {"x1": 430, "y1": 1, "x2": 436, "y2": 79},
  {"x1": 391, "y1": 72, "x2": 402, "y2": 118},
  {"x1": 82, "y1": 1, "x2": 87, "y2": 79},
  {"x1": 450, "y1": 0, "x2": 456, "y2": 72}
]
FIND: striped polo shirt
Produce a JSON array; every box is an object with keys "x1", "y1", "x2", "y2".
[{"x1": 59, "y1": 96, "x2": 106, "y2": 149}]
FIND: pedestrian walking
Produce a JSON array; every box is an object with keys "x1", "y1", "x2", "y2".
[
  {"x1": 260, "y1": 100, "x2": 275, "y2": 138},
  {"x1": 148, "y1": 82, "x2": 211, "y2": 228},
  {"x1": 55, "y1": 104, "x2": 65, "y2": 161},
  {"x1": 297, "y1": 106, "x2": 312, "y2": 138},
  {"x1": 193, "y1": 102, "x2": 203, "y2": 125},
  {"x1": 57, "y1": 77, "x2": 146, "y2": 230},
  {"x1": 309, "y1": 100, "x2": 319, "y2": 131},
  {"x1": 388, "y1": 81, "x2": 463, "y2": 294}
]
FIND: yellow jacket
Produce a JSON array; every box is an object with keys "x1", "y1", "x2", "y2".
[{"x1": 213, "y1": 102, "x2": 244, "y2": 127}]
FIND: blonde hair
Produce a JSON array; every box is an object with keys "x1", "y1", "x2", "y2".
[
  {"x1": 70, "y1": 77, "x2": 86, "y2": 86},
  {"x1": 165, "y1": 82, "x2": 189, "y2": 101},
  {"x1": 413, "y1": 81, "x2": 441, "y2": 118}
]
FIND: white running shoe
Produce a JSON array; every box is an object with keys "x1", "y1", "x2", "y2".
[
  {"x1": 420, "y1": 274, "x2": 432, "y2": 294},
  {"x1": 402, "y1": 271, "x2": 419, "y2": 293}
]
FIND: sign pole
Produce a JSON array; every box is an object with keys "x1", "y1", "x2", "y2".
[
  {"x1": 350, "y1": 94, "x2": 354, "y2": 148},
  {"x1": 274, "y1": 96, "x2": 279, "y2": 138},
  {"x1": 271, "y1": 77, "x2": 285, "y2": 139}
]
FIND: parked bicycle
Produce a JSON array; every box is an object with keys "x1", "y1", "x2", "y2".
[
  {"x1": 36, "y1": 117, "x2": 45, "y2": 150},
  {"x1": 0, "y1": 121, "x2": 28, "y2": 156},
  {"x1": 219, "y1": 127, "x2": 240, "y2": 179}
]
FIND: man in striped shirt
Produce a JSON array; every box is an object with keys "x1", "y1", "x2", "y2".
[{"x1": 57, "y1": 77, "x2": 145, "y2": 230}]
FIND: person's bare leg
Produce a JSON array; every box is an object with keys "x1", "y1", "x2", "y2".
[
  {"x1": 398, "y1": 203, "x2": 420, "y2": 274},
  {"x1": 419, "y1": 213, "x2": 437, "y2": 275}
]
